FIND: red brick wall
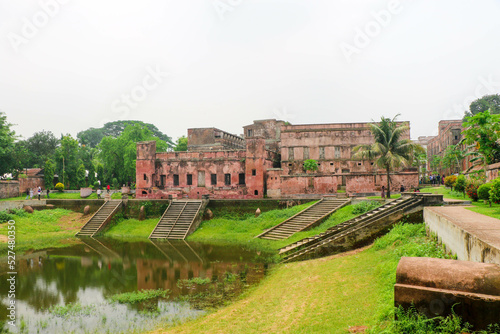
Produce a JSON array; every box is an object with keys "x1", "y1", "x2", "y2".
[
  {"x1": 0, "y1": 181, "x2": 19, "y2": 199},
  {"x1": 19, "y1": 177, "x2": 44, "y2": 194}
]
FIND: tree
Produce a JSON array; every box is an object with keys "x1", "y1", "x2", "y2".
[
  {"x1": 76, "y1": 161, "x2": 86, "y2": 188},
  {"x1": 353, "y1": 114, "x2": 423, "y2": 198},
  {"x1": 468, "y1": 94, "x2": 500, "y2": 116},
  {"x1": 0, "y1": 112, "x2": 17, "y2": 176},
  {"x1": 442, "y1": 145, "x2": 465, "y2": 174},
  {"x1": 303, "y1": 159, "x2": 319, "y2": 172},
  {"x1": 462, "y1": 110, "x2": 500, "y2": 166},
  {"x1": 55, "y1": 135, "x2": 80, "y2": 189},
  {"x1": 44, "y1": 159, "x2": 55, "y2": 189},
  {"x1": 429, "y1": 155, "x2": 442, "y2": 175},
  {"x1": 96, "y1": 124, "x2": 168, "y2": 186},
  {"x1": 77, "y1": 120, "x2": 174, "y2": 148},
  {"x1": 25, "y1": 130, "x2": 59, "y2": 167},
  {"x1": 174, "y1": 136, "x2": 188, "y2": 152}
]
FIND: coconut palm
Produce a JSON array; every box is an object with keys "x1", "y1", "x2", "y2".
[{"x1": 353, "y1": 114, "x2": 424, "y2": 198}]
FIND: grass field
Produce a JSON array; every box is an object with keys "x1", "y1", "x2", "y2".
[
  {"x1": 152, "y1": 223, "x2": 456, "y2": 334},
  {"x1": 0, "y1": 208, "x2": 86, "y2": 252},
  {"x1": 186, "y1": 201, "x2": 359, "y2": 252}
]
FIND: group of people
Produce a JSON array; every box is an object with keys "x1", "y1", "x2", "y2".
[
  {"x1": 429, "y1": 174, "x2": 445, "y2": 185},
  {"x1": 96, "y1": 184, "x2": 111, "y2": 199},
  {"x1": 24, "y1": 186, "x2": 46, "y2": 200}
]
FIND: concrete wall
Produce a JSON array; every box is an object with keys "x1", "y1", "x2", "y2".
[{"x1": 424, "y1": 207, "x2": 500, "y2": 265}]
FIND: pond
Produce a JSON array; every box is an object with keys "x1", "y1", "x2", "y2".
[{"x1": 0, "y1": 238, "x2": 273, "y2": 333}]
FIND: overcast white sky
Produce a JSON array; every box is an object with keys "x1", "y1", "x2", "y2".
[{"x1": 1, "y1": 0, "x2": 500, "y2": 142}]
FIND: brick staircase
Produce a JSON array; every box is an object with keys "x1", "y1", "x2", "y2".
[
  {"x1": 149, "y1": 200, "x2": 207, "y2": 240},
  {"x1": 76, "y1": 200, "x2": 122, "y2": 237},
  {"x1": 256, "y1": 198, "x2": 351, "y2": 240},
  {"x1": 280, "y1": 196, "x2": 424, "y2": 262}
]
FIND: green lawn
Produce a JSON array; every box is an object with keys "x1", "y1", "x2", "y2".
[
  {"x1": 153, "y1": 223, "x2": 455, "y2": 334},
  {"x1": 105, "y1": 218, "x2": 158, "y2": 238},
  {"x1": 0, "y1": 209, "x2": 86, "y2": 252},
  {"x1": 186, "y1": 201, "x2": 358, "y2": 252},
  {"x1": 366, "y1": 193, "x2": 401, "y2": 200}
]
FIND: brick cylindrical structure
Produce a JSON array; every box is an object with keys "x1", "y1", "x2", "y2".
[{"x1": 395, "y1": 257, "x2": 500, "y2": 330}]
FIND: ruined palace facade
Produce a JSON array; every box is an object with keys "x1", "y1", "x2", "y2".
[{"x1": 136, "y1": 120, "x2": 418, "y2": 199}]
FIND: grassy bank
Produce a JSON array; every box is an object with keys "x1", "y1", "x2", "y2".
[
  {"x1": 105, "y1": 217, "x2": 158, "y2": 238},
  {"x1": 186, "y1": 201, "x2": 358, "y2": 252},
  {"x1": 151, "y1": 223, "x2": 457, "y2": 334},
  {"x1": 0, "y1": 209, "x2": 86, "y2": 252}
]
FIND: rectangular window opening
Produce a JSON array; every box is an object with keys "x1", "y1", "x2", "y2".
[
  {"x1": 211, "y1": 174, "x2": 217, "y2": 185},
  {"x1": 187, "y1": 174, "x2": 193, "y2": 186},
  {"x1": 224, "y1": 173, "x2": 231, "y2": 186},
  {"x1": 239, "y1": 173, "x2": 245, "y2": 185},
  {"x1": 252, "y1": 169, "x2": 256, "y2": 176},
  {"x1": 173, "y1": 174, "x2": 179, "y2": 186}
]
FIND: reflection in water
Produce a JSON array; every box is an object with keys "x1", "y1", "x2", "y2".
[{"x1": 0, "y1": 238, "x2": 271, "y2": 333}]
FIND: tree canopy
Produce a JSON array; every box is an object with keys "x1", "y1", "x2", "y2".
[
  {"x1": 77, "y1": 120, "x2": 174, "y2": 148},
  {"x1": 468, "y1": 94, "x2": 500, "y2": 116},
  {"x1": 353, "y1": 114, "x2": 423, "y2": 198},
  {"x1": 0, "y1": 112, "x2": 17, "y2": 176},
  {"x1": 174, "y1": 136, "x2": 188, "y2": 151},
  {"x1": 462, "y1": 110, "x2": 500, "y2": 166},
  {"x1": 96, "y1": 124, "x2": 168, "y2": 186}
]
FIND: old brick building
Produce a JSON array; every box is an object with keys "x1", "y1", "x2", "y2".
[
  {"x1": 426, "y1": 120, "x2": 468, "y2": 175},
  {"x1": 136, "y1": 120, "x2": 419, "y2": 199}
]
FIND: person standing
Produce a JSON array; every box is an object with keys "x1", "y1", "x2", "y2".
[
  {"x1": 25, "y1": 188, "x2": 30, "y2": 200},
  {"x1": 381, "y1": 185, "x2": 386, "y2": 199},
  {"x1": 400, "y1": 184, "x2": 405, "y2": 193},
  {"x1": 29, "y1": 188, "x2": 33, "y2": 200},
  {"x1": 97, "y1": 188, "x2": 101, "y2": 199},
  {"x1": 106, "y1": 184, "x2": 110, "y2": 194},
  {"x1": 46, "y1": 188, "x2": 50, "y2": 199},
  {"x1": 37, "y1": 186, "x2": 41, "y2": 200}
]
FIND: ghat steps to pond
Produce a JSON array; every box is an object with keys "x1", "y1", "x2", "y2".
[
  {"x1": 76, "y1": 200, "x2": 122, "y2": 237},
  {"x1": 256, "y1": 198, "x2": 351, "y2": 240},
  {"x1": 280, "y1": 195, "x2": 428, "y2": 262},
  {"x1": 149, "y1": 199, "x2": 207, "y2": 240}
]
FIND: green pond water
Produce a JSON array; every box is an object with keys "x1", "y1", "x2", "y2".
[{"x1": 0, "y1": 238, "x2": 273, "y2": 333}]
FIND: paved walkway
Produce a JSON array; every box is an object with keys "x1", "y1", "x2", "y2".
[{"x1": 426, "y1": 206, "x2": 500, "y2": 253}]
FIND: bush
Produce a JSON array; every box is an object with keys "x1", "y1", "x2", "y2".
[
  {"x1": 465, "y1": 179, "x2": 481, "y2": 201},
  {"x1": 489, "y1": 178, "x2": 500, "y2": 204},
  {"x1": 93, "y1": 181, "x2": 100, "y2": 190},
  {"x1": 478, "y1": 183, "x2": 492, "y2": 201},
  {"x1": 54, "y1": 182, "x2": 64, "y2": 192},
  {"x1": 444, "y1": 175, "x2": 457, "y2": 189},
  {"x1": 454, "y1": 175, "x2": 466, "y2": 194},
  {"x1": 352, "y1": 201, "x2": 380, "y2": 215},
  {"x1": 303, "y1": 159, "x2": 318, "y2": 172},
  {"x1": 0, "y1": 210, "x2": 14, "y2": 223},
  {"x1": 112, "y1": 178, "x2": 119, "y2": 190}
]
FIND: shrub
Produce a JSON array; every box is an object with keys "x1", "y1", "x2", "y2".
[
  {"x1": 112, "y1": 178, "x2": 119, "y2": 190},
  {"x1": 93, "y1": 181, "x2": 100, "y2": 190},
  {"x1": 489, "y1": 178, "x2": 500, "y2": 204},
  {"x1": 352, "y1": 201, "x2": 380, "y2": 214},
  {"x1": 303, "y1": 159, "x2": 318, "y2": 172},
  {"x1": 444, "y1": 175, "x2": 457, "y2": 189},
  {"x1": 454, "y1": 175, "x2": 466, "y2": 194},
  {"x1": 478, "y1": 183, "x2": 492, "y2": 201},
  {"x1": 0, "y1": 210, "x2": 14, "y2": 223},
  {"x1": 465, "y1": 180, "x2": 481, "y2": 201},
  {"x1": 54, "y1": 182, "x2": 64, "y2": 192}
]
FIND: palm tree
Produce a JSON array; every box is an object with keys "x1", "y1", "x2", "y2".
[{"x1": 353, "y1": 114, "x2": 424, "y2": 198}]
